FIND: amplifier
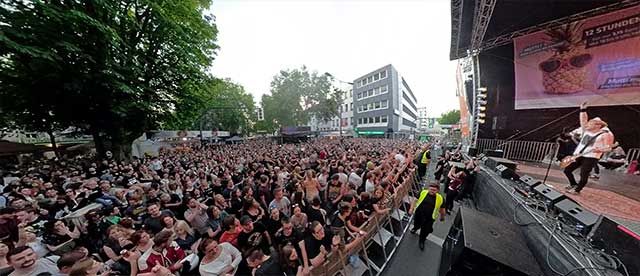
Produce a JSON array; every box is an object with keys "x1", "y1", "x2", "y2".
[
  {"x1": 519, "y1": 175, "x2": 542, "y2": 189},
  {"x1": 496, "y1": 165, "x2": 520, "y2": 181},
  {"x1": 485, "y1": 157, "x2": 518, "y2": 171},
  {"x1": 533, "y1": 184, "x2": 566, "y2": 206},
  {"x1": 556, "y1": 199, "x2": 599, "y2": 236}
]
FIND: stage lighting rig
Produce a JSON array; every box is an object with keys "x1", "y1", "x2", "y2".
[{"x1": 476, "y1": 87, "x2": 488, "y2": 124}]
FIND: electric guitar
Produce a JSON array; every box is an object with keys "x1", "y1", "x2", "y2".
[{"x1": 560, "y1": 142, "x2": 618, "y2": 168}]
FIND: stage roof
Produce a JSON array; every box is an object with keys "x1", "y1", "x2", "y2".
[{"x1": 449, "y1": 0, "x2": 631, "y2": 60}]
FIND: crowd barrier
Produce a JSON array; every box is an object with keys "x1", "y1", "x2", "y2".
[
  {"x1": 627, "y1": 148, "x2": 640, "y2": 165},
  {"x1": 476, "y1": 139, "x2": 558, "y2": 163},
  {"x1": 310, "y1": 164, "x2": 423, "y2": 276}
]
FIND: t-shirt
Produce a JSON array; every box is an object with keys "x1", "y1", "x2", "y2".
[
  {"x1": 143, "y1": 210, "x2": 175, "y2": 234},
  {"x1": 275, "y1": 229, "x2": 303, "y2": 249},
  {"x1": 254, "y1": 251, "x2": 283, "y2": 276},
  {"x1": 9, "y1": 255, "x2": 59, "y2": 276},
  {"x1": 237, "y1": 222, "x2": 270, "y2": 255},
  {"x1": 269, "y1": 197, "x2": 291, "y2": 217},
  {"x1": 184, "y1": 208, "x2": 209, "y2": 235},
  {"x1": 348, "y1": 172, "x2": 363, "y2": 188},
  {"x1": 198, "y1": 242, "x2": 242, "y2": 276},
  {"x1": 303, "y1": 230, "x2": 333, "y2": 263}
]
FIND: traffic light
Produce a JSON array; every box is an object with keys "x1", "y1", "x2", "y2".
[{"x1": 477, "y1": 87, "x2": 487, "y2": 124}]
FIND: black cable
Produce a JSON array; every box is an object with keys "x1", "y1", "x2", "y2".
[
  {"x1": 562, "y1": 266, "x2": 619, "y2": 276},
  {"x1": 546, "y1": 224, "x2": 565, "y2": 275},
  {"x1": 513, "y1": 199, "x2": 540, "y2": 226}
]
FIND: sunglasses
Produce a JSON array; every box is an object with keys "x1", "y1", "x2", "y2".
[{"x1": 539, "y1": 53, "x2": 592, "y2": 73}]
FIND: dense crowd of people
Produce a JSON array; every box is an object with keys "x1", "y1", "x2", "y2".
[{"x1": 0, "y1": 138, "x2": 423, "y2": 276}]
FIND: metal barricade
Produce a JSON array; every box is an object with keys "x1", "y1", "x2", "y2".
[
  {"x1": 627, "y1": 148, "x2": 640, "y2": 165},
  {"x1": 477, "y1": 138, "x2": 558, "y2": 162},
  {"x1": 312, "y1": 165, "x2": 419, "y2": 276}
]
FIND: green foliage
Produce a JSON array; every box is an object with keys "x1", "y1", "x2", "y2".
[
  {"x1": 164, "y1": 77, "x2": 256, "y2": 134},
  {"x1": 0, "y1": 0, "x2": 218, "y2": 159},
  {"x1": 437, "y1": 110, "x2": 461, "y2": 125},
  {"x1": 263, "y1": 66, "x2": 337, "y2": 127}
]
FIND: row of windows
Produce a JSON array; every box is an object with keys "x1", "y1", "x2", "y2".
[
  {"x1": 402, "y1": 118, "x2": 417, "y2": 128},
  {"x1": 340, "y1": 103, "x2": 354, "y2": 113},
  {"x1": 402, "y1": 92, "x2": 417, "y2": 110},
  {"x1": 403, "y1": 105, "x2": 417, "y2": 119},
  {"x1": 358, "y1": 100, "x2": 388, "y2": 113},
  {"x1": 356, "y1": 84, "x2": 388, "y2": 100},
  {"x1": 357, "y1": 70, "x2": 387, "y2": 88},
  {"x1": 358, "y1": 116, "x2": 389, "y2": 125}
]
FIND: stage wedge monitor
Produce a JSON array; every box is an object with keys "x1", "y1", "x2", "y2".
[
  {"x1": 496, "y1": 165, "x2": 520, "y2": 181},
  {"x1": 520, "y1": 175, "x2": 542, "y2": 189},
  {"x1": 485, "y1": 157, "x2": 518, "y2": 171},
  {"x1": 532, "y1": 184, "x2": 566, "y2": 206},
  {"x1": 556, "y1": 199, "x2": 599, "y2": 236},
  {"x1": 439, "y1": 207, "x2": 543, "y2": 276}
]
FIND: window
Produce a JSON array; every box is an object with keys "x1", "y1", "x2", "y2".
[
  {"x1": 345, "y1": 104, "x2": 349, "y2": 112},
  {"x1": 374, "y1": 74, "x2": 379, "y2": 81},
  {"x1": 351, "y1": 117, "x2": 355, "y2": 125},
  {"x1": 350, "y1": 103, "x2": 353, "y2": 110},
  {"x1": 367, "y1": 76, "x2": 373, "y2": 83},
  {"x1": 381, "y1": 101, "x2": 388, "y2": 108},
  {"x1": 380, "y1": 70, "x2": 387, "y2": 79},
  {"x1": 374, "y1": 116, "x2": 380, "y2": 123},
  {"x1": 375, "y1": 102, "x2": 381, "y2": 109},
  {"x1": 358, "y1": 118, "x2": 363, "y2": 124},
  {"x1": 381, "y1": 85, "x2": 388, "y2": 93},
  {"x1": 381, "y1": 116, "x2": 388, "y2": 123}
]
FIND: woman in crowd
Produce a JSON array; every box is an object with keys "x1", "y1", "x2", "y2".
[
  {"x1": 198, "y1": 238, "x2": 242, "y2": 276},
  {"x1": 302, "y1": 170, "x2": 320, "y2": 202},
  {"x1": 174, "y1": 220, "x2": 197, "y2": 252},
  {"x1": 290, "y1": 204, "x2": 309, "y2": 232}
]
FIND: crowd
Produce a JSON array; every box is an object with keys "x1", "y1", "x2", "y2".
[{"x1": 0, "y1": 138, "x2": 422, "y2": 276}]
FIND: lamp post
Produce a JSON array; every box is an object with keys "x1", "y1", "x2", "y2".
[{"x1": 324, "y1": 72, "x2": 353, "y2": 137}]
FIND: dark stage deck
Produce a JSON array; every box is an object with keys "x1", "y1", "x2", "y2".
[{"x1": 516, "y1": 161, "x2": 640, "y2": 222}]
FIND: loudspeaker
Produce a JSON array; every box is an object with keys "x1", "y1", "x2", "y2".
[
  {"x1": 589, "y1": 216, "x2": 640, "y2": 276},
  {"x1": 467, "y1": 147, "x2": 478, "y2": 157},
  {"x1": 486, "y1": 149, "x2": 505, "y2": 158},
  {"x1": 520, "y1": 175, "x2": 542, "y2": 189},
  {"x1": 439, "y1": 207, "x2": 543, "y2": 276},
  {"x1": 496, "y1": 165, "x2": 520, "y2": 181},
  {"x1": 532, "y1": 184, "x2": 566, "y2": 206},
  {"x1": 485, "y1": 157, "x2": 518, "y2": 171},
  {"x1": 555, "y1": 199, "x2": 599, "y2": 236}
]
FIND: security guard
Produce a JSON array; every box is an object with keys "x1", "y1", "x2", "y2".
[
  {"x1": 409, "y1": 183, "x2": 445, "y2": 250},
  {"x1": 415, "y1": 144, "x2": 431, "y2": 179}
]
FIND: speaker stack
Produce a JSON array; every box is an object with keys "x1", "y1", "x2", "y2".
[{"x1": 439, "y1": 207, "x2": 543, "y2": 276}]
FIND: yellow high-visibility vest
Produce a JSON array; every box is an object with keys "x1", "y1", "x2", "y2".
[
  {"x1": 421, "y1": 150, "x2": 430, "y2": 164},
  {"x1": 415, "y1": 190, "x2": 443, "y2": 220}
]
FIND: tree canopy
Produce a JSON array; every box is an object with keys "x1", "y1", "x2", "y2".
[
  {"x1": 437, "y1": 110, "x2": 461, "y2": 125},
  {"x1": 262, "y1": 66, "x2": 339, "y2": 128},
  {"x1": 0, "y1": 0, "x2": 219, "y2": 159}
]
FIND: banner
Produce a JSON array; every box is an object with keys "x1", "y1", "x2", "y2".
[
  {"x1": 514, "y1": 6, "x2": 640, "y2": 109},
  {"x1": 456, "y1": 62, "x2": 470, "y2": 138}
]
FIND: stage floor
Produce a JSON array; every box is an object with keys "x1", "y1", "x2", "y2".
[{"x1": 516, "y1": 161, "x2": 640, "y2": 222}]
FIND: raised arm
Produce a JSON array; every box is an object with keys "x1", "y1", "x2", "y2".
[{"x1": 579, "y1": 102, "x2": 588, "y2": 130}]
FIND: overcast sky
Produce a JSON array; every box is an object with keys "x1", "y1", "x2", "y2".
[{"x1": 209, "y1": 0, "x2": 459, "y2": 117}]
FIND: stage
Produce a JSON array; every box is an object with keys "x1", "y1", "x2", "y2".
[{"x1": 515, "y1": 161, "x2": 640, "y2": 222}]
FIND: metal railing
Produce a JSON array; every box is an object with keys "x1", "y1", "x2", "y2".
[
  {"x1": 627, "y1": 148, "x2": 640, "y2": 164},
  {"x1": 310, "y1": 163, "x2": 423, "y2": 276},
  {"x1": 476, "y1": 139, "x2": 558, "y2": 162}
]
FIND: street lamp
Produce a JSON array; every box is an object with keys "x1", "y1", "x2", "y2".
[{"x1": 325, "y1": 72, "x2": 354, "y2": 137}]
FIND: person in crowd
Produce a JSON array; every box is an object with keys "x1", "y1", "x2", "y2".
[
  {"x1": 174, "y1": 220, "x2": 197, "y2": 252},
  {"x1": 198, "y1": 238, "x2": 242, "y2": 276},
  {"x1": 246, "y1": 248, "x2": 283, "y2": 276},
  {"x1": 290, "y1": 204, "x2": 308, "y2": 232},
  {"x1": 268, "y1": 188, "x2": 291, "y2": 218},
  {"x1": 138, "y1": 230, "x2": 186, "y2": 274},
  {"x1": 279, "y1": 245, "x2": 304, "y2": 276},
  {"x1": 184, "y1": 197, "x2": 210, "y2": 236},
  {"x1": 0, "y1": 242, "x2": 11, "y2": 275},
  {"x1": 6, "y1": 246, "x2": 59, "y2": 276},
  {"x1": 409, "y1": 184, "x2": 446, "y2": 250}
]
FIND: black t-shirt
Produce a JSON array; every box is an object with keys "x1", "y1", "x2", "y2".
[
  {"x1": 143, "y1": 210, "x2": 174, "y2": 234},
  {"x1": 303, "y1": 230, "x2": 333, "y2": 263},
  {"x1": 254, "y1": 250, "x2": 283, "y2": 276},
  {"x1": 237, "y1": 222, "x2": 270, "y2": 255},
  {"x1": 264, "y1": 215, "x2": 283, "y2": 237},
  {"x1": 275, "y1": 228, "x2": 303, "y2": 249},
  {"x1": 306, "y1": 207, "x2": 326, "y2": 226}
]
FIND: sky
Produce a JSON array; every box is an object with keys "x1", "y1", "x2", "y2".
[{"x1": 208, "y1": 0, "x2": 459, "y2": 117}]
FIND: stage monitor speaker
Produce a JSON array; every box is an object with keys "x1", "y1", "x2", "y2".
[
  {"x1": 556, "y1": 199, "x2": 599, "y2": 236},
  {"x1": 519, "y1": 175, "x2": 542, "y2": 189},
  {"x1": 532, "y1": 184, "x2": 566, "y2": 206},
  {"x1": 496, "y1": 165, "x2": 520, "y2": 181},
  {"x1": 439, "y1": 207, "x2": 543, "y2": 276},
  {"x1": 467, "y1": 147, "x2": 478, "y2": 157},
  {"x1": 589, "y1": 216, "x2": 640, "y2": 276},
  {"x1": 485, "y1": 157, "x2": 518, "y2": 171},
  {"x1": 486, "y1": 149, "x2": 505, "y2": 158}
]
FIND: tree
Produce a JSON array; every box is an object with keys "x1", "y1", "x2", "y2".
[
  {"x1": 164, "y1": 77, "x2": 256, "y2": 134},
  {"x1": 0, "y1": 0, "x2": 218, "y2": 159},
  {"x1": 438, "y1": 110, "x2": 461, "y2": 125},
  {"x1": 263, "y1": 66, "x2": 338, "y2": 127}
]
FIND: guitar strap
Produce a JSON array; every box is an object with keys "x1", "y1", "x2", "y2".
[{"x1": 578, "y1": 131, "x2": 608, "y2": 154}]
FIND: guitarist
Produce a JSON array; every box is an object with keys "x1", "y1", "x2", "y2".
[{"x1": 564, "y1": 102, "x2": 614, "y2": 195}]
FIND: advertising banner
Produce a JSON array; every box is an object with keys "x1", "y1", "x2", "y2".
[{"x1": 514, "y1": 6, "x2": 640, "y2": 109}]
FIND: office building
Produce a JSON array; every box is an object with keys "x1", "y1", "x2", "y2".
[{"x1": 352, "y1": 64, "x2": 418, "y2": 138}]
